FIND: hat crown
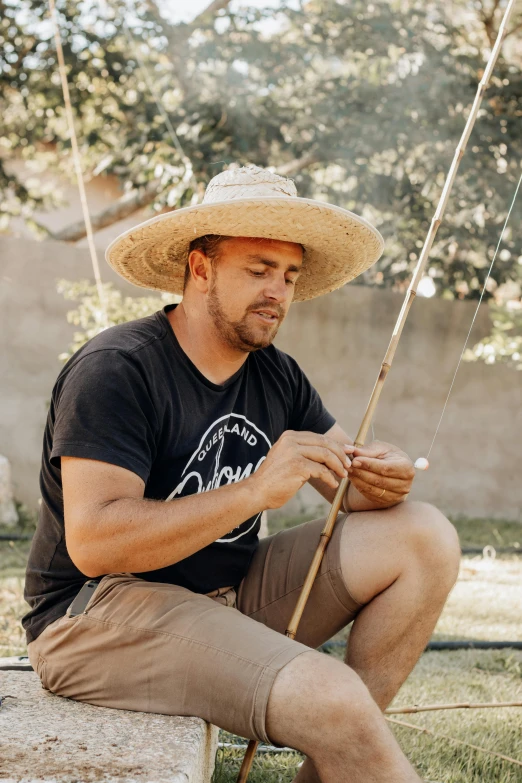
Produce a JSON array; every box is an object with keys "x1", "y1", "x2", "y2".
[{"x1": 202, "y1": 165, "x2": 298, "y2": 204}]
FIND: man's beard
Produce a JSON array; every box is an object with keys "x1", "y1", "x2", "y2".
[{"x1": 207, "y1": 280, "x2": 283, "y2": 352}]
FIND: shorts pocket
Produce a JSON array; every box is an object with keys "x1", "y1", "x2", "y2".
[
  {"x1": 81, "y1": 572, "x2": 138, "y2": 616},
  {"x1": 65, "y1": 575, "x2": 112, "y2": 618}
]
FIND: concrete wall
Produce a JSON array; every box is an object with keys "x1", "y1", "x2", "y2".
[
  {"x1": 1, "y1": 236, "x2": 520, "y2": 521},
  {"x1": 277, "y1": 286, "x2": 521, "y2": 522},
  {"x1": 0, "y1": 236, "x2": 150, "y2": 510}
]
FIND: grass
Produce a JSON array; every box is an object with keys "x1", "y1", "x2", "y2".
[
  {"x1": 379, "y1": 648, "x2": 522, "y2": 782},
  {"x1": 450, "y1": 517, "x2": 522, "y2": 549},
  {"x1": 0, "y1": 536, "x2": 32, "y2": 657},
  {"x1": 1, "y1": 515, "x2": 521, "y2": 781},
  {"x1": 213, "y1": 739, "x2": 302, "y2": 783},
  {"x1": 267, "y1": 512, "x2": 522, "y2": 549}
]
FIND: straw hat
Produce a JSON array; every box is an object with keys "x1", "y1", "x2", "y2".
[{"x1": 106, "y1": 165, "x2": 384, "y2": 302}]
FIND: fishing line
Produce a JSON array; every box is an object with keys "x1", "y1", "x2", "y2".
[{"x1": 424, "y1": 170, "x2": 522, "y2": 463}]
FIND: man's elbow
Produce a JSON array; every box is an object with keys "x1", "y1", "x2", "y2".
[
  {"x1": 65, "y1": 511, "x2": 108, "y2": 579},
  {"x1": 67, "y1": 538, "x2": 104, "y2": 578}
]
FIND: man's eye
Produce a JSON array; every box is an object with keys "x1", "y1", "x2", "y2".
[{"x1": 251, "y1": 271, "x2": 265, "y2": 277}]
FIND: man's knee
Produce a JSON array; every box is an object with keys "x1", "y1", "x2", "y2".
[
  {"x1": 266, "y1": 651, "x2": 381, "y2": 752},
  {"x1": 339, "y1": 501, "x2": 460, "y2": 606},
  {"x1": 395, "y1": 500, "x2": 461, "y2": 585}
]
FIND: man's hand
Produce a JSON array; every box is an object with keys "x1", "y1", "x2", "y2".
[
  {"x1": 347, "y1": 440, "x2": 414, "y2": 507},
  {"x1": 252, "y1": 431, "x2": 354, "y2": 509}
]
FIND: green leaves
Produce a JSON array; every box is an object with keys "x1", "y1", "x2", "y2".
[
  {"x1": 2, "y1": 0, "x2": 521, "y2": 340},
  {"x1": 464, "y1": 302, "x2": 522, "y2": 370},
  {"x1": 56, "y1": 278, "x2": 178, "y2": 361}
]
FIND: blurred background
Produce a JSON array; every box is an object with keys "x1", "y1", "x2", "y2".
[{"x1": 0, "y1": 1, "x2": 521, "y2": 780}]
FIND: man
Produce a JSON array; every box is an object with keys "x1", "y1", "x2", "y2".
[{"x1": 24, "y1": 165, "x2": 460, "y2": 782}]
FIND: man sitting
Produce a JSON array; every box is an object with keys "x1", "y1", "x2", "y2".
[{"x1": 24, "y1": 165, "x2": 460, "y2": 783}]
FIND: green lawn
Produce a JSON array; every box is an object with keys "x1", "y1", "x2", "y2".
[
  {"x1": 450, "y1": 517, "x2": 522, "y2": 549},
  {"x1": 267, "y1": 513, "x2": 522, "y2": 549},
  {"x1": 1, "y1": 515, "x2": 521, "y2": 782}
]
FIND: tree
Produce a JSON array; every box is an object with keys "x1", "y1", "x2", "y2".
[
  {"x1": 56, "y1": 278, "x2": 176, "y2": 361},
  {"x1": 464, "y1": 301, "x2": 522, "y2": 370},
  {"x1": 1, "y1": 0, "x2": 521, "y2": 307}
]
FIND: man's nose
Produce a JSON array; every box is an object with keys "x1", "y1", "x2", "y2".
[{"x1": 263, "y1": 275, "x2": 289, "y2": 303}]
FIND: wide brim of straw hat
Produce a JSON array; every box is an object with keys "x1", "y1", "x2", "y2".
[{"x1": 105, "y1": 196, "x2": 384, "y2": 302}]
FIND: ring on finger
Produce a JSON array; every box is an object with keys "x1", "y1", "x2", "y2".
[{"x1": 378, "y1": 488, "x2": 386, "y2": 498}]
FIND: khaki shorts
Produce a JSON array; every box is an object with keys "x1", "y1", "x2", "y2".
[{"x1": 28, "y1": 515, "x2": 361, "y2": 744}]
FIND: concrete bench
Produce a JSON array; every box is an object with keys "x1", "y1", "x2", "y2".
[{"x1": 0, "y1": 667, "x2": 219, "y2": 783}]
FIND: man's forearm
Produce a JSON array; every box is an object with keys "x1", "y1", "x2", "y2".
[{"x1": 75, "y1": 478, "x2": 265, "y2": 578}]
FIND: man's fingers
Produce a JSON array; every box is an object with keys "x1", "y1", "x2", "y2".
[
  {"x1": 300, "y1": 457, "x2": 340, "y2": 489},
  {"x1": 352, "y1": 440, "x2": 391, "y2": 459},
  {"x1": 300, "y1": 446, "x2": 349, "y2": 478},
  {"x1": 348, "y1": 467, "x2": 411, "y2": 493},
  {"x1": 349, "y1": 474, "x2": 405, "y2": 503},
  {"x1": 350, "y1": 455, "x2": 414, "y2": 480},
  {"x1": 289, "y1": 431, "x2": 354, "y2": 461}
]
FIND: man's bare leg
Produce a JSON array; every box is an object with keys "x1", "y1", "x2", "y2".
[
  {"x1": 266, "y1": 650, "x2": 423, "y2": 782},
  {"x1": 342, "y1": 501, "x2": 460, "y2": 707},
  {"x1": 291, "y1": 501, "x2": 460, "y2": 782}
]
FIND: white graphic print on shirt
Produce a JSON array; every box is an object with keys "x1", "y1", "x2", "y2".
[{"x1": 166, "y1": 413, "x2": 272, "y2": 543}]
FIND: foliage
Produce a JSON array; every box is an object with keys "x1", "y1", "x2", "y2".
[
  {"x1": 465, "y1": 300, "x2": 522, "y2": 370},
  {"x1": 56, "y1": 278, "x2": 177, "y2": 361},
  {"x1": 1, "y1": 0, "x2": 521, "y2": 304}
]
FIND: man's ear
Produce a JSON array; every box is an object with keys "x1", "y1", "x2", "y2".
[{"x1": 187, "y1": 249, "x2": 212, "y2": 294}]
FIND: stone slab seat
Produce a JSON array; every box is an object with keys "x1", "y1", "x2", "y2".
[{"x1": 0, "y1": 669, "x2": 219, "y2": 783}]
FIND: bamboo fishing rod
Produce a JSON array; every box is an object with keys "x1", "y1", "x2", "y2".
[{"x1": 237, "y1": 1, "x2": 518, "y2": 779}]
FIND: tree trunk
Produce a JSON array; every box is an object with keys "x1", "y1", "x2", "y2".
[{"x1": 51, "y1": 180, "x2": 162, "y2": 243}]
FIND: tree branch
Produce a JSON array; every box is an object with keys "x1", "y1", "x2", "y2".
[
  {"x1": 142, "y1": 0, "x2": 233, "y2": 98},
  {"x1": 50, "y1": 180, "x2": 162, "y2": 243},
  {"x1": 49, "y1": 152, "x2": 322, "y2": 243},
  {"x1": 504, "y1": 19, "x2": 522, "y2": 38},
  {"x1": 478, "y1": 0, "x2": 502, "y2": 47},
  {"x1": 192, "y1": 0, "x2": 232, "y2": 26},
  {"x1": 277, "y1": 152, "x2": 322, "y2": 176}
]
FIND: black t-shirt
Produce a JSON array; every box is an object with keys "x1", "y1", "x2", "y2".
[{"x1": 23, "y1": 304, "x2": 335, "y2": 644}]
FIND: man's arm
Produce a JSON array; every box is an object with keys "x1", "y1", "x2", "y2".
[
  {"x1": 63, "y1": 431, "x2": 352, "y2": 577},
  {"x1": 308, "y1": 422, "x2": 415, "y2": 511},
  {"x1": 63, "y1": 457, "x2": 266, "y2": 577}
]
